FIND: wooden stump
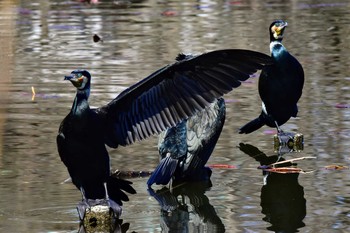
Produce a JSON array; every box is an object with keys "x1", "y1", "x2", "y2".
[
  {"x1": 78, "y1": 199, "x2": 120, "y2": 233},
  {"x1": 274, "y1": 132, "x2": 304, "y2": 153}
]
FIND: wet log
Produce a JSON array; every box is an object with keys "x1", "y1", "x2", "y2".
[
  {"x1": 112, "y1": 169, "x2": 152, "y2": 179},
  {"x1": 273, "y1": 132, "x2": 304, "y2": 153}
]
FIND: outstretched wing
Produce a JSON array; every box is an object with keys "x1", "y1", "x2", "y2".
[{"x1": 97, "y1": 49, "x2": 272, "y2": 147}]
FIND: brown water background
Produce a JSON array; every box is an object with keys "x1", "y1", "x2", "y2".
[{"x1": 0, "y1": 0, "x2": 350, "y2": 232}]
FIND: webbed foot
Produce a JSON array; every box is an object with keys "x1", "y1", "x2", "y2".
[
  {"x1": 107, "y1": 198, "x2": 122, "y2": 219},
  {"x1": 276, "y1": 131, "x2": 295, "y2": 145},
  {"x1": 77, "y1": 199, "x2": 90, "y2": 221}
]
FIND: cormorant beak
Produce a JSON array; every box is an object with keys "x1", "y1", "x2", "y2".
[
  {"x1": 64, "y1": 74, "x2": 74, "y2": 81},
  {"x1": 274, "y1": 22, "x2": 288, "y2": 36},
  {"x1": 64, "y1": 74, "x2": 84, "y2": 88},
  {"x1": 279, "y1": 21, "x2": 288, "y2": 29}
]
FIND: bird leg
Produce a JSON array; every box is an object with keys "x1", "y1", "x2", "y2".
[
  {"x1": 77, "y1": 187, "x2": 90, "y2": 221},
  {"x1": 103, "y1": 182, "x2": 122, "y2": 218},
  {"x1": 274, "y1": 121, "x2": 285, "y2": 145},
  {"x1": 274, "y1": 121, "x2": 294, "y2": 143},
  {"x1": 274, "y1": 121, "x2": 284, "y2": 134}
]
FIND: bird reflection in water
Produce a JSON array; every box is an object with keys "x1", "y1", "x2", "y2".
[
  {"x1": 148, "y1": 181, "x2": 225, "y2": 233},
  {"x1": 238, "y1": 143, "x2": 306, "y2": 232}
]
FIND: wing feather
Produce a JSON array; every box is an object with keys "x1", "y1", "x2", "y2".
[{"x1": 96, "y1": 49, "x2": 272, "y2": 147}]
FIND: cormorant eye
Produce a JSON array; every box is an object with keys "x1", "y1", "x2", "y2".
[{"x1": 77, "y1": 73, "x2": 82, "y2": 78}]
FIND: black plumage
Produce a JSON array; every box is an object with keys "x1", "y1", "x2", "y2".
[
  {"x1": 57, "y1": 49, "x2": 272, "y2": 218},
  {"x1": 239, "y1": 20, "x2": 304, "y2": 134},
  {"x1": 147, "y1": 97, "x2": 225, "y2": 186}
]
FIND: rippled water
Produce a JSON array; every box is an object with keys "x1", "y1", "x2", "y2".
[{"x1": 1, "y1": 0, "x2": 350, "y2": 232}]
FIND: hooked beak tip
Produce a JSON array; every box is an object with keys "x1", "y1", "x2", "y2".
[{"x1": 64, "y1": 75, "x2": 72, "y2": 80}]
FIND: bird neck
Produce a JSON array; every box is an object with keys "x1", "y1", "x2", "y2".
[
  {"x1": 71, "y1": 89, "x2": 90, "y2": 116},
  {"x1": 269, "y1": 41, "x2": 287, "y2": 60}
]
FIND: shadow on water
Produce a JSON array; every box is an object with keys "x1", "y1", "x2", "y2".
[
  {"x1": 238, "y1": 143, "x2": 306, "y2": 233},
  {"x1": 148, "y1": 180, "x2": 225, "y2": 233}
]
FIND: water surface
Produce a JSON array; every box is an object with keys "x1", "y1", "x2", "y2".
[{"x1": 1, "y1": 0, "x2": 350, "y2": 232}]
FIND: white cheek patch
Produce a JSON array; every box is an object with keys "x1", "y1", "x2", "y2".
[
  {"x1": 273, "y1": 31, "x2": 278, "y2": 39},
  {"x1": 273, "y1": 31, "x2": 283, "y2": 40}
]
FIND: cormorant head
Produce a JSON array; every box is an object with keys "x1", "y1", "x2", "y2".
[
  {"x1": 269, "y1": 20, "x2": 288, "y2": 42},
  {"x1": 64, "y1": 70, "x2": 91, "y2": 90}
]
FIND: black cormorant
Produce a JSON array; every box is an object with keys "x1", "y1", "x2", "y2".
[
  {"x1": 239, "y1": 20, "x2": 304, "y2": 134},
  {"x1": 57, "y1": 49, "x2": 272, "y2": 219},
  {"x1": 147, "y1": 97, "x2": 225, "y2": 186}
]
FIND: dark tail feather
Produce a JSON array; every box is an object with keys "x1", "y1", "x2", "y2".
[
  {"x1": 239, "y1": 116, "x2": 265, "y2": 134},
  {"x1": 107, "y1": 176, "x2": 136, "y2": 206},
  {"x1": 147, "y1": 154, "x2": 178, "y2": 186}
]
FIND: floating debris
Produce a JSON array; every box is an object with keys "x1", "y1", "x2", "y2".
[
  {"x1": 161, "y1": 10, "x2": 178, "y2": 16},
  {"x1": 335, "y1": 103, "x2": 350, "y2": 108},
  {"x1": 258, "y1": 158, "x2": 349, "y2": 174},
  {"x1": 268, "y1": 156, "x2": 316, "y2": 167},
  {"x1": 93, "y1": 34, "x2": 103, "y2": 43},
  {"x1": 258, "y1": 156, "x2": 316, "y2": 174},
  {"x1": 23, "y1": 88, "x2": 60, "y2": 100},
  {"x1": 323, "y1": 165, "x2": 349, "y2": 170},
  {"x1": 112, "y1": 169, "x2": 152, "y2": 179},
  {"x1": 261, "y1": 167, "x2": 308, "y2": 174},
  {"x1": 31, "y1": 86, "x2": 36, "y2": 101},
  {"x1": 207, "y1": 164, "x2": 237, "y2": 169}
]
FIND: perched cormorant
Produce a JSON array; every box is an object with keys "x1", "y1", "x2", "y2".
[
  {"x1": 147, "y1": 97, "x2": 225, "y2": 186},
  {"x1": 57, "y1": 49, "x2": 272, "y2": 219},
  {"x1": 239, "y1": 20, "x2": 304, "y2": 134}
]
